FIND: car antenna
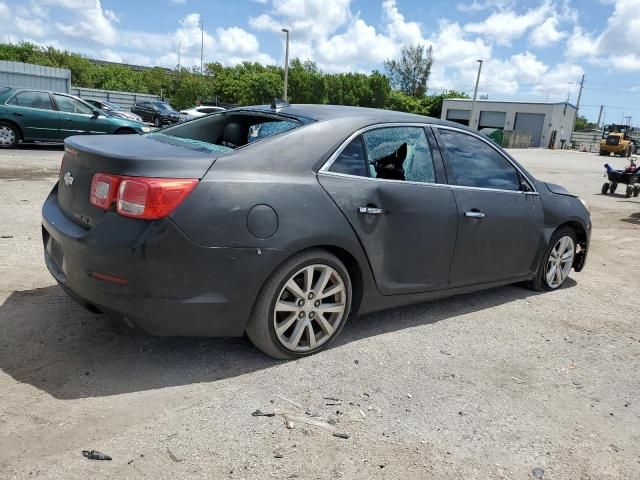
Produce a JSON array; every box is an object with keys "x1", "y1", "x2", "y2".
[{"x1": 270, "y1": 98, "x2": 291, "y2": 110}]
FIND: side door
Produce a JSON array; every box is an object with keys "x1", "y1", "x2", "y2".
[
  {"x1": 434, "y1": 126, "x2": 543, "y2": 286},
  {"x1": 4, "y1": 90, "x2": 59, "y2": 140},
  {"x1": 135, "y1": 102, "x2": 152, "y2": 121},
  {"x1": 53, "y1": 94, "x2": 111, "y2": 138},
  {"x1": 317, "y1": 125, "x2": 458, "y2": 295}
]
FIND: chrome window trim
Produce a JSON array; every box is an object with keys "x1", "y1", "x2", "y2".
[{"x1": 319, "y1": 122, "x2": 538, "y2": 195}]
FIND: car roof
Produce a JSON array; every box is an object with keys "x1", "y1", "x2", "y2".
[{"x1": 236, "y1": 103, "x2": 474, "y2": 131}]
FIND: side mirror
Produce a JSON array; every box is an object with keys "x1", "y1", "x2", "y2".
[{"x1": 92, "y1": 109, "x2": 100, "y2": 117}]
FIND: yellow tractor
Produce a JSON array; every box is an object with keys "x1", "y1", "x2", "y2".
[{"x1": 599, "y1": 124, "x2": 635, "y2": 157}]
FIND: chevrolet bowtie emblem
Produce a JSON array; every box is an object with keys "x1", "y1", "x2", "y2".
[{"x1": 63, "y1": 172, "x2": 74, "y2": 186}]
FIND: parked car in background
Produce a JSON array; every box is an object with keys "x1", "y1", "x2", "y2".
[
  {"x1": 42, "y1": 104, "x2": 590, "y2": 359},
  {"x1": 131, "y1": 100, "x2": 180, "y2": 127},
  {"x1": 84, "y1": 99, "x2": 143, "y2": 123},
  {"x1": 0, "y1": 87, "x2": 150, "y2": 148},
  {"x1": 179, "y1": 105, "x2": 226, "y2": 121}
]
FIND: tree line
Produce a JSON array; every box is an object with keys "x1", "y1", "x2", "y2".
[{"x1": 0, "y1": 42, "x2": 466, "y2": 117}]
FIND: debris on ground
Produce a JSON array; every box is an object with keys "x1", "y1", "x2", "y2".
[
  {"x1": 251, "y1": 409, "x2": 275, "y2": 417},
  {"x1": 166, "y1": 447, "x2": 182, "y2": 463},
  {"x1": 82, "y1": 450, "x2": 112, "y2": 461},
  {"x1": 274, "y1": 394, "x2": 303, "y2": 410},
  {"x1": 531, "y1": 467, "x2": 544, "y2": 478},
  {"x1": 333, "y1": 432, "x2": 350, "y2": 439}
]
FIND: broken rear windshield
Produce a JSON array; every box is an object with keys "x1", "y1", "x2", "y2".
[{"x1": 146, "y1": 112, "x2": 301, "y2": 153}]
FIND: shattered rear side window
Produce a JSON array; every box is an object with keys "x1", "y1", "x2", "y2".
[
  {"x1": 146, "y1": 132, "x2": 233, "y2": 154},
  {"x1": 247, "y1": 121, "x2": 298, "y2": 143}
]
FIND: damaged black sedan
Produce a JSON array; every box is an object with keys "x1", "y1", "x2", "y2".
[{"x1": 42, "y1": 103, "x2": 591, "y2": 359}]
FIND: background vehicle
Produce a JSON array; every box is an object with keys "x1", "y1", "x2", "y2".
[
  {"x1": 131, "y1": 100, "x2": 180, "y2": 127},
  {"x1": 601, "y1": 161, "x2": 640, "y2": 197},
  {"x1": 179, "y1": 105, "x2": 226, "y2": 122},
  {"x1": 0, "y1": 87, "x2": 150, "y2": 148},
  {"x1": 599, "y1": 124, "x2": 635, "y2": 157},
  {"x1": 84, "y1": 99, "x2": 143, "y2": 123},
  {"x1": 42, "y1": 104, "x2": 590, "y2": 359}
]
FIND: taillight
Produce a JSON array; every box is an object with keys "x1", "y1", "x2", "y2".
[
  {"x1": 90, "y1": 173, "x2": 120, "y2": 209},
  {"x1": 90, "y1": 174, "x2": 198, "y2": 220}
]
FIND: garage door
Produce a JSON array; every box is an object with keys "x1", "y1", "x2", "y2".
[
  {"x1": 514, "y1": 113, "x2": 545, "y2": 147},
  {"x1": 479, "y1": 111, "x2": 506, "y2": 129},
  {"x1": 446, "y1": 109, "x2": 470, "y2": 126}
]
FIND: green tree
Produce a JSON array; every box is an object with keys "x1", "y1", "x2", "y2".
[
  {"x1": 574, "y1": 115, "x2": 598, "y2": 131},
  {"x1": 384, "y1": 44, "x2": 434, "y2": 98}
]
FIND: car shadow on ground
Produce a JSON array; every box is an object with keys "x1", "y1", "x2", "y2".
[
  {"x1": 15, "y1": 142, "x2": 64, "y2": 151},
  {"x1": 621, "y1": 212, "x2": 640, "y2": 225},
  {"x1": 0, "y1": 279, "x2": 575, "y2": 400}
]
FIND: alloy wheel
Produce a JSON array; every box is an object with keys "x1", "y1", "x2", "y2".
[
  {"x1": 0, "y1": 126, "x2": 16, "y2": 146},
  {"x1": 273, "y1": 264, "x2": 347, "y2": 352},
  {"x1": 545, "y1": 236, "x2": 575, "y2": 289}
]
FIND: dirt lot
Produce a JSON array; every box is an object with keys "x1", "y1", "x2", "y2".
[{"x1": 0, "y1": 144, "x2": 638, "y2": 479}]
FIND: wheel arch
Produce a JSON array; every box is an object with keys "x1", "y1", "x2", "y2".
[
  {"x1": 555, "y1": 220, "x2": 588, "y2": 271},
  {"x1": 114, "y1": 127, "x2": 136, "y2": 135},
  {"x1": 0, "y1": 119, "x2": 23, "y2": 140}
]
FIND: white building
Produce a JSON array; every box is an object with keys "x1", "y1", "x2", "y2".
[{"x1": 441, "y1": 99, "x2": 578, "y2": 148}]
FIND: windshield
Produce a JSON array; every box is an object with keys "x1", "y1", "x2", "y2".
[
  {"x1": 153, "y1": 102, "x2": 173, "y2": 111},
  {"x1": 103, "y1": 101, "x2": 122, "y2": 111}
]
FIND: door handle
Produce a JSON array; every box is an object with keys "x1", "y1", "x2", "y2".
[
  {"x1": 358, "y1": 206, "x2": 384, "y2": 215},
  {"x1": 465, "y1": 210, "x2": 486, "y2": 218}
]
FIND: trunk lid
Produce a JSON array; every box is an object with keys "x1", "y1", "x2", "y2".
[{"x1": 58, "y1": 134, "x2": 218, "y2": 229}]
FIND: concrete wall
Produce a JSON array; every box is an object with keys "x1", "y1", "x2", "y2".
[
  {"x1": 441, "y1": 99, "x2": 577, "y2": 148},
  {"x1": 0, "y1": 60, "x2": 71, "y2": 93},
  {"x1": 70, "y1": 87, "x2": 160, "y2": 112}
]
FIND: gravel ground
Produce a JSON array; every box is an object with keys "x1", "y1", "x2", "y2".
[{"x1": 0, "y1": 144, "x2": 638, "y2": 480}]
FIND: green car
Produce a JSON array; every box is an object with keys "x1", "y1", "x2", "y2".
[{"x1": 0, "y1": 87, "x2": 151, "y2": 148}]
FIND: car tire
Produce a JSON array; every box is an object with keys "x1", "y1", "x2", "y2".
[
  {"x1": 528, "y1": 227, "x2": 577, "y2": 292},
  {"x1": 115, "y1": 128, "x2": 135, "y2": 135},
  {"x1": 0, "y1": 121, "x2": 19, "y2": 149},
  {"x1": 601, "y1": 182, "x2": 610, "y2": 194},
  {"x1": 153, "y1": 116, "x2": 162, "y2": 128},
  {"x1": 599, "y1": 150, "x2": 608, "y2": 156},
  {"x1": 246, "y1": 249, "x2": 352, "y2": 359}
]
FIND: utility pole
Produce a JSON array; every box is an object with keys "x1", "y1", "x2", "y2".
[
  {"x1": 200, "y1": 19, "x2": 204, "y2": 75},
  {"x1": 596, "y1": 105, "x2": 604, "y2": 127},
  {"x1": 570, "y1": 74, "x2": 585, "y2": 135},
  {"x1": 281, "y1": 28, "x2": 290, "y2": 101},
  {"x1": 470, "y1": 59, "x2": 483, "y2": 130}
]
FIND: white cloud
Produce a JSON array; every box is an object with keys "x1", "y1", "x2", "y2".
[
  {"x1": 54, "y1": 0, "x2": 119, "y2": 46},
  {"x1": 530, "y1": 17, "x2": 567, "y2": 47},
  {"x1": 464, "y1": 1, "x2": 551, "y2": 45},
  {"x1": 564, "y1": 0, "x2": 640, "y2": 71},
  {"x1": 169, "y1": 0, "x2": 186, "y2": 3}
]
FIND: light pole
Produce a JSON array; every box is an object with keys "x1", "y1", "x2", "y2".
[
  {"x1": 470, "y1": 59, "x2": 483, "y2": 130},
  {"x1": 200, "y1": 19, "x2": 204, "y2": 75},
  {"x1": 281, "y1": 28, "x2": 290, "y2": 101}
]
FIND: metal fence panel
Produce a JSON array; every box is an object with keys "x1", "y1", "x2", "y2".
[
  {"x1": 0, "y1": 60, "x2": 71, "y2": 92},
  {"x1": 70, "y1": 87, "x2": 160, "y2": 112}
]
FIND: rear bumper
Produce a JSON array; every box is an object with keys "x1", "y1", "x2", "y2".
[{"x1": 42, "y1": 186, "x2": 289, "y2": 336}]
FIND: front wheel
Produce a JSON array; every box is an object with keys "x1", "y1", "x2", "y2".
[
  {"x1": 153, "y1": 116, "x2": 162, "y2": 128},
  {"x1": 246, "y1": 249, "x2": 352, "y2": 359},
  {"x1": 0, "y1": 122, "x2": 19, "y2": 149},
  {"x1": 528, "y1": 227, "x2": 577, "y2": 291},
  {"x1": 601, "y1": 182, "x2": 610, "y2": 194}
]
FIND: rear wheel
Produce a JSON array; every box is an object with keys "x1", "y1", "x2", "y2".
[
  {"x1": 0, "y1": 122, "x2": 19, "y2": 149},
  {"x1": 246, "y1": 249, "x2": 352, "y2": 359},
  {"x1": 528, "y1": 227, "x2": 576, "y2": 291},
  {"x1": 634, "y1": 185, "x2": 640, "y2": 197},
  {"x1": 601, "y1": 182, "x2": 610, "y2": 194},
  {"x1": 610, "y1": 182, "x2": 618, "y2": 194},
  {"x1": 115, "y1": 128, "x2": 135, "y2": 135}
]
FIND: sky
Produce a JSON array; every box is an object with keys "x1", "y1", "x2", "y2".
[{"x1": 1, "y1": 0, "x2": 640, "y2": 123}]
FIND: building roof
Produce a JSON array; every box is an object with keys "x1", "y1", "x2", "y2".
[{"x1": 443, "y1": 98, "x2": 578, "y2": 109}]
